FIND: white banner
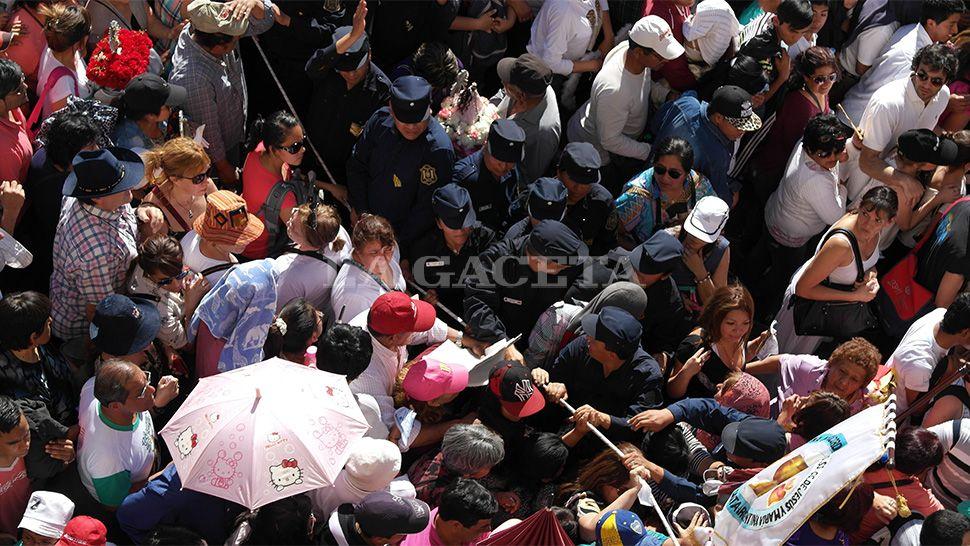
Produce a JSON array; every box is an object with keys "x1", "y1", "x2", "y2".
[{"x1": 713, "y1": 403, "x2": 889, "y2": 545}]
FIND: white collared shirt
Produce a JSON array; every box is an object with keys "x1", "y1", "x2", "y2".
[
  {"x1": 765, "y1": 143, "x2": 847, "y2": 247},
  {"x1": 347, "y1": 310, "x2": 449, "y2": 429},
  {"x1": 329, "y1": 245, "x2": 405, "y2": 323},
  {"x1": 527, "y1": 0, "x2": 609, "y2": 76}
]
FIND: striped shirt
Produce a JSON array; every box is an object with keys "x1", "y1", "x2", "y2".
[
  {"x1": 50, "y1": 198, "x2": 137, "y2": 341},
  {"x1": 524, "y1": 301, "x2": 584, "y2": 370},
  {"x1": 928, "y1": 419, "x2": 970, "y2": 510},
  {"x1": 683, "y1": 0, "x2": 740, "y2": 66}
]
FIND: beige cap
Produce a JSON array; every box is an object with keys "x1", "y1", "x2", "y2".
[{"x1": 187, "y1": 0, "x2": 249, "y2": 36}]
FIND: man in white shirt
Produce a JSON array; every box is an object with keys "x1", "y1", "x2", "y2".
[
  {"x1": 838, "y1": 0, "x2": 962, "y2": 124},
  {"x1": 527, "y1": 0, "x2": 611, "y2": 76},
  {"x1": 842, "y1": 43, "x2": 957, "y2": 204},
  {"x1": 927, "y1": 420, "x2": 970, "y2": 510},
  {"x1": 567, "y1": 15, "x2": 684, "y2": 184},
  {"x1": 683, "y1": 0, "x2": 739, "y2": 77},
  {"x1": 348, "y1": 292, "x2": 465, "y2": 429},
  {"x1": 887, "y1": 294, "x2": 970, "y2": 414}
]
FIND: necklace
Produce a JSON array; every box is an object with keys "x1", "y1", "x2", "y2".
[{"x1": 171, "y1": 190, "x2": 199, "y2": 219}]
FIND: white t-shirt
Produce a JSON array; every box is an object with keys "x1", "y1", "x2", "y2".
[
  {"x1": 887, "y1": 308, "x2": 947, "y2": 412},
  {"x1": 77, "y1": 378, "x2": 156, "y2": 508},
  {"x1": 683, "y1": 0, "x2": 739, "y2": 66},
  {"x1": 765, "y1": 143, "x2": 847, "y2": 247},
  {"x1": 568, "y1": 40, "x2": 653, "y2": 163},
  {"x1": 838, "y1": 23, "x2": 899, "y2": 78},
  {"x1": 274, "y1": 225, "x2": 352, "y2": 319},
  {"x1": 181, "y1": 231, "x2": 233, "y2": 286},
  {"x1": 927, "y1": 418, "x2": 970, "y2": 509},
  {"x1": 36, "y1": 48, "x2": 89, "y2": 118}
]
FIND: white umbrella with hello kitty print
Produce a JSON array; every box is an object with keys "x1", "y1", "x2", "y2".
[{"x1": 159, "y1": 358, "x2": 370, "y2": 510}]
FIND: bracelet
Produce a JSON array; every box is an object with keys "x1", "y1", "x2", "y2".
[{"x1": 694, "y1": 273, "x2": 711, "y2": 285}]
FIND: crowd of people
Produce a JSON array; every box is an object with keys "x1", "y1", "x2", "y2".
[{"x1": 2, "y1": 0, "x2": 970, "y2": 544}]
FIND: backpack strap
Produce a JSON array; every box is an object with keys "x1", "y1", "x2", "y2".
[
  {"x1": 912, "y1": 196, "x2": 970, "y2": 253},
  {"x1": 260, "y1": 178, "x2": 307, "y2": 257},
  {"x1": 287, "y1": 247, "x2": 341, "y2": 272},
  {"x1": 129, "y1": 292, "x2": 161, "y2": 303},
  {"x1": 27, "y1": 65, "x2": 78, "y2": 135},
  {"x1": 199, "y1": 262, "x2": 233, "y2": 278}
]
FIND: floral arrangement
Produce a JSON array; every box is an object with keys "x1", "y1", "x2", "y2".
[
  {"x1": 437, "y1": 70, "x2": 499, "y2": 157},
  {"x1": 87, "y1": 21, "x2": 153, "y2": 91}
]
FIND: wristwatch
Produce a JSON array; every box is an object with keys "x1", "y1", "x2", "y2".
[{"x1": 455, "y1": 332, "x2": 464, "y2": 348}]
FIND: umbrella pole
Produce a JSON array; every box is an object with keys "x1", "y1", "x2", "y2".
[{"x1": 558, "y1": 399, "x2": 679, "y2": 545}]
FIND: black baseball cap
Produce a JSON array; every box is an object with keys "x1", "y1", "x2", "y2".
[
  {"x1": 331, "y1": 26, "x2": 370, "y2": 71},
  {"x1": 432, "y1": 183, "x2": 477, "y2": 229},
  {"x1": 354, "y1": 491, "x2": 430, "y2": 537},
  {"x1": 487, "y1": 119, "x2": 526, "y2": 163},
  {"x1": 488, "y1": 362, "x2": 546, "y2": 418},
  {"x1": 629, "y1": 230, "x2": 683, "y2": 275},
  {"x1": 721, "y1": 418, "x2": 788, "y2": 463},
  {"x1": 497, "y1": 54, "x2": 552, "y2": 96},
  {"x1": 527, "y1": 178, "x2": 567, "y2": 221},
  {"x1": 526, "y1": 220, "x2": 588, "y2": 265},
  {"x1": 390, "y1": 76, "x2": 431, "y2": 124},
  {"x1": 122, "y1": 74, "x2": 187, "y2": 114},
  {"x1": 559, "y1": 142, "x2": 601, "y2": 185},
  {"x1": 90, "y1": 294, "x2": 161, "y2": 356},
  {"x1": 897, "y1": 129, "x2": 962, "y2": 166},
  {"x1": 710, "y1": 85, "x2": 762, "y2": 132},
  {"x1": 580, "y1": 306, "x2": 642, "y2": 360}
]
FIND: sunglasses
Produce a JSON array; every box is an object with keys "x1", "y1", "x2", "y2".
[
  {"x1": 137, "y1": 370, "x2": 153, "y2": 399},
  {"x1": 812, "y1": 73, "x2": 838, "y2": 85},
  {"x1": 214, "y1": 205, "x2": 250, "y2": 229},
  {"x1": 280, "y1": 137, "x2": 307, "y2": 154},
  {"x1": 154, "y1": 268, "x2": 189, "y2": 287},
  {"x1": 653, "y1": 164, "x2": 684, "y2": 179},
  {"x1": 179, "y1": 171, "x2": 208, "y2": 185},
  {"x1": 913, "y1": 70, "x2": 946, "y2": 87}
]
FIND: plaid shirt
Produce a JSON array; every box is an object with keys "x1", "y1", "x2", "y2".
[
  {"x1": 168, "y1": 4, "x2": 274, "y2": 164},
  {"x1": 50, "y1": 198, "x2": 137, "y2": 340}
]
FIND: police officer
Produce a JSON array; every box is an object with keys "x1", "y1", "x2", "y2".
[
  {"x1": 347, "y1": 75, "x2": 455, "y2": 253},
  {"x1": 502, "y1": 177, "x2": 567, "y2": 241},
  {"x1": 306, "y1": 23, "x2": 391, "y2": 188},
  {"x1": 462, "y1": 220, "x2": 612, "y2": 344},
  {"x1": 453, "y1": 119, "x2": 527, "y2": 232},
  {"x1": 409, "y1": 184, "x2": 496, "y2": 316},
  {"x1": 557, "y1": 142, "x2": 617, "y2": 254}
]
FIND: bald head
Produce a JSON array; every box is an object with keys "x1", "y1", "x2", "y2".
[{"x1": 94, "y1": 359, "x2": 139, "y2": 406}]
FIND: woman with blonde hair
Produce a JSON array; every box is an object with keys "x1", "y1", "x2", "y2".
[
  {"x1": 142, "y1": 137, "x2": 217, "y2": 237},
  {"x1": 33, "y1": 3, "x2": 90, "y2": 119}
]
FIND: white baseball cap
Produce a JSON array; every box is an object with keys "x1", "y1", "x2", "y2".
[
  {"x1": 629, "y1": 15, "x2": 685, "y2": 60},
  {"x1": 18, "y1": 491, "x2": 75, "y2": 539},
  {"x1": 684, "y1": 196, "x2": 730, "y2": 244}
]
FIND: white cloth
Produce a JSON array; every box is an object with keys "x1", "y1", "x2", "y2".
[
  {"x1": 927, "y1": 419, "x2": 970, "y2": 509},
  {"x1": 36, "y1": 48, "x2": 89, "y2": 118},
  {"x1": 347, "y1": 310, "x2": 449, "y2": 430},
  {"x1": 765, "y1": 144, "x2": 847, "y2": 248},
  {"x1": 274, "y1": 225, "x2": 352, "y2": 319},
  {"x1": 682, "y1": 0, "x2": 739, "y2": 66},
  {"x1": 125, "y1": 264, "x2": 188, "y2": 349},
  {"x1": 838, "y1": 23, "x2": 898, "y2": 77},
  {"x1": 567, "y1": 40, "x2": 653, "y2": 163},
  {"x1": 527, "y1": 0, "x2": 609, "y2": 76},
  {"x1": 76, "y1": 378, "x2": 155, "y2": 507},
  {"x1": 329, "y1": 255, "x2": 405, "y2": 324},
  {"x1": 843, "y1": 77, "x2": 950, "y2": 203},
  {"x1": 839, "y1": 23, "x2": 932, "y2": 124},
  {"x1": 887, "y1": 308, "x2": 948, "y2": 413},
  {"x1": 180, "y1": 231, "x2": 233, "y2": 286},
  {"x1": 773, "y1": 226, "x2": 881, "y2": 355},
  {"x1": 309, "y1": 437, "x2": 401, "y2": 518},
  {"x1": 787, "y1": 33, "x2": 816, "y2": 60}
]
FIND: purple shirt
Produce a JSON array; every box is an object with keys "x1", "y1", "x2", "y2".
[{"x1": 779, "y1": 355, "x2": 865, "y2": 413}]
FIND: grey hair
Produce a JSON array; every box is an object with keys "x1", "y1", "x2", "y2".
[
  {"x1": 94, "y1": 359, "x2": 138, "y2": 406},
  {"x1": 441, "y1": 424, "x2": 505, "y2": 475}
]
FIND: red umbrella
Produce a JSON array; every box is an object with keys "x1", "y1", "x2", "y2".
[{"x1": 478, "y1": 509, "x2": 575, "y2": 546}]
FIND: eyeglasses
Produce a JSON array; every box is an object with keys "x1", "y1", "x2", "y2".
[
  {"x1": 214, "y1": 205, "x2": 250, "y2": 229},
  {"x1": 279, "y1": 137, "x2": 307, "y2": 154},
  {"x1": 812, "y1": 138, "x2": 847, "y2": 158},
  {"x1": 811, "y1": 73, "x2": 839, "y2": 85},
  {"x1": 913, "y1": 70, "x2": 946, "y2": 87},
  {"x1": 653, "y1": 164, "x2": 684, "y2": 179},
  {"x1": 179, "y1": 172, "x2": 208, "y2": 185},
  {"x1": 153, "y1": 268, "x2": 189, "y2": 287},
  {"x1": 137, "y1": 370, "x2": 152, "y2": 399}
]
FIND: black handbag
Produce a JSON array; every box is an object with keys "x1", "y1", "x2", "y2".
[{"x1": 791, "y1": 228, "x2": 878, "y2": 337}]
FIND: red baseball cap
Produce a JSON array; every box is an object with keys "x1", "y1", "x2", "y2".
[
  {"x1": 56, "y1": 517, "x2": 107, "y2": 546},
  {"x1": 489, "y1": 362, "x2": 546, "y2": 418},
  {"x1": 368, "y1": 291, "x2": 436, "y2": 336}
]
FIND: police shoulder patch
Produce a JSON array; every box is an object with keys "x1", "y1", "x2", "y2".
[{"x1": 419, "y1": 164, "x2": 438, "y2": 185}]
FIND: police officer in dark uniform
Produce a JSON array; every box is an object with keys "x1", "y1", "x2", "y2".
[
  {"x1": 502, "y1": 177, "x2": 567, "y2": 241},
  {"x1": 306, "y1": 24, "x2": 391, "y2": 186},
  {"x1": 347, "y1": 75, "x2": 455, "y2": 253},
  {"x1": 453, "y1": 119, "x2": 527, "y2": 232},
  {"x1": 409, "y1": 184, "x2": 496, "y2": 318},
  {"x1": 462, "y1": 220, "x2": 612, "y2": 345},
  {"x1": 368, "y1": 0, "x2": 457, "y2": 68},
  {"x1": 557, "y1": 142, "x2": 618, "y2": 255}
]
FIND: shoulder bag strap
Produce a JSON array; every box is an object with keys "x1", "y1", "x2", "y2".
[
  {"x1": 829, "y1": 227, "x2": 865, "y2": 284},
  {"x1": 343, "y1": 258, "x2": 391, "y2": 292},
  {"x1": 27, "y1": 65, "x2": 77, "y2": 132},
  {"x1": 129, "y1": 292, "x2": 161, "y2": 303},
  {"x1": 199, "y1": 262, "x2": 233, "y2": 277},
  {"x1": 149, "y1": 188, "x2": 192, "y2": 232},
  {"x1": 289, "y1": 248, "x2": 341, "y2": 272},
  {"x1": 912, "y1": 196, "x2": 970, "y2": 254}
]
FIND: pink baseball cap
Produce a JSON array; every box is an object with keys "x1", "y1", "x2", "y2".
[{"x1": 402, "y1": 357, "x2": 469, "y2": 402}]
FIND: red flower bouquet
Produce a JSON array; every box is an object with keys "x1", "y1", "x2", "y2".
[{"x1": 88, "y1": 22, "x2": 153, "y2": 91}]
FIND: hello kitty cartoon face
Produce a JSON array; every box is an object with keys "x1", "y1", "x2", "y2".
[
  {"x1": 209, "y1": 450, "x2": 243, "y2": 489},
  {"x1": 175, "y1": 427, "x2": 198, "y2": 458},
  {"x1": 269, "y1": 458, "x2": 303, "y2": 492}
]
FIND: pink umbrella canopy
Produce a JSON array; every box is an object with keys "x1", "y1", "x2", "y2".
[
  {"x1": 478, "y1": 509, "x2": 575, "y2": 546},
  {"x1": 159, "y1": 358, "x2": 369, "y2": 510}
]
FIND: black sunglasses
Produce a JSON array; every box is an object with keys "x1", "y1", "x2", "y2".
[
  {"x1": 913, "y1": 70, "x2": 945, "y2": 87},
  {"x1": 654, "y1": 164, "x2": 684, "y2": 179},
  {"x1": 154, "y1": 269, "x2": 189, "y2": 287},
  {"x1": 812, "y1": 73, "x2": 838, "y2": 85},
  {"x1": 280, "y1": 137, "x2": 307, "y2": 154},
  {"x1": 180, "y1": 172, "x2": 208, "y2": 185}
]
